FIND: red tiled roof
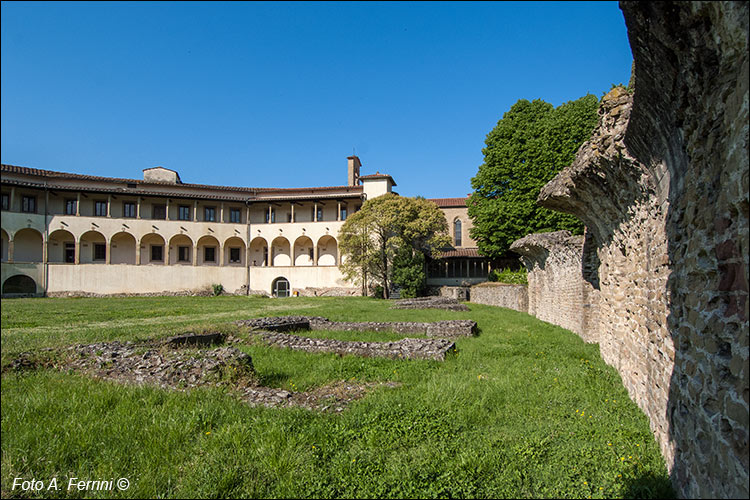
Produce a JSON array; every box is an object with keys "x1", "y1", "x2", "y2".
[
  {"x1": 358, "y1": 172, "x2": 397, "y2": 186},
  {"x1": 1, "y1": 163, "x2": 363, "y2": 198},
  {"x1": 429, "y1": 197, "x2": 468, "y2": 207},
  {"x1": 435, "y1": 248, "x2": 484, "y2": 258}
]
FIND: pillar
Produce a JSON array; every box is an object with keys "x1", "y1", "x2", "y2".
[
  {"x1": 105, "y1": 240, "x2": 111, "y2": 264},
  {"x1": 337, "y1": 202, "x2": 341, "y2": 221},
  {"x1": 192, "y1": 245, "x2": 198, "y2": 266},
  {"x1": 136, "y1": 241, "x2": 141, "y2": 265},
  {"x1": 76, "y1": 192, "x2": 81, "y2": 216},
  {"x1": 136, "y1": 198, "x2": 141, "y2": 219},
  {"x1": 219, "y1": 245, "x2": 224, "y2": 267},
  {"x1": 268, "y1": 205, "x2": 272, "y2": 223},
  {"x1": 193, "y1": 200, "x2": 198, "y2": 221},
  {"x1": 7, "y1": 239, "x2": 14, "y2": 263},
  {"x1": 166, "y1": 199, "x2": 170, "y2": 220},
  {"x1": 290, "y1": 203, "x2": 295, "y2": 223},
  {"x1": 220, "y1": 203, "x2": 224, "y2": 223},
  {"x1": 313, "y1": 244, "x2": 318, "y2": 266},
  {"x1": 74, "y1": 240, "x2": 80, "y2": 264},
  {"x1": 107, "y1": 195, "x2": 112, "y2": 217},
  {"x1": 10, "y1": 187, "x2": 15, "y2": 212}
]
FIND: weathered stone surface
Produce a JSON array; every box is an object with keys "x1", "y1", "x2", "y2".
[
  {"x1": 165, "y1": 332, "x2": 226, "y2": 347},
  {"x1": 236, "y1": 316, "x2": 478, "y2": 338},
  {"x1": 512, "y1": 2, "x2": 749, "y2": 498},
  {"x1": 251, "y1": 330, "x2": 457, "y2": 361},
  {"x1": 469, "y1": 283, "x2": 528, "y2": 312},
  {"x1": 391, "y1": 296, "x2": 470, "y2": 311}
]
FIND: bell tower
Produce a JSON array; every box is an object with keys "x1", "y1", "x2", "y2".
[{"x1": 347, "y1": 155, "x2": 361, "y2": 186}]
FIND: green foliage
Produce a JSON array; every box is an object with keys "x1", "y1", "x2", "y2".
[
  {"x1": 212, "y1": 284, "x2": 224, "y2": 296},
  {"x1": 339, "y1": 194, "x2": 449, "y2": 298},
  {"x1": 1, "y1": 296, "x2": 674, "y2": 499},
  {"x1": 468, "y1": 95, "x2": 599, "y2": 259},
  {"x1": 489, "y1": 267, "x2": 528, "y2": 285},
  {"x1": 391, "y1": 247, "x2": 426, "y2": 298}
]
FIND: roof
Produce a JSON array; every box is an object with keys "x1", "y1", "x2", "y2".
[
  {"x1": 358, "y1": 172, "x2": 397, "y2": 186},
  {"x1": 435, "y1": 248, "x2": 485, "y2": 258},
  {"x1": 429, "y1": 197, "x2": 468, "y2": 208},
  {"x1": 1, "y1": 163, "x2": 364, "y2": 201}
]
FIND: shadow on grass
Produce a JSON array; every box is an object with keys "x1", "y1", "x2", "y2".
[{"x1": 622, "y1": 472, "x2": 675, "y2": 499}]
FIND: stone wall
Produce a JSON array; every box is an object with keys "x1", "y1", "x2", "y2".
[
  {"x1": 510, "y1": 3, "x2": 749, "y2": 498},
  {"x1": 469, "y1": 282, "x2": 528, "y2": 313}
]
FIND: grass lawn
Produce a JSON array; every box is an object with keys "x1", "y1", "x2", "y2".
[{"x1": 1, "y1": 296, "x2": 674, "y2": 498}]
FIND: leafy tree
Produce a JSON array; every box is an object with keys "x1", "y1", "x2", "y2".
[
  {"x1": 339, "y1": 194, "x2": 450, "y2": 298},
  {"x1": 467, "y1": 94, "x2": 598, "y2": 259}
]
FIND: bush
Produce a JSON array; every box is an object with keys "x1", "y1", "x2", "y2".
[
  {"x1": 212, "y1": 284, "x2": 224, "y2": 296},
  {"x1": 489, "y1": 267, "x2": 528, "y2": 285},
  {"x1": 373, "y1": 285, "x2": 384, "y2": 299}
]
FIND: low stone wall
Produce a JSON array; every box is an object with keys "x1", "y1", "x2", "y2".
[
  {"x1": 252, "y1": 331, "x2": 456, "y2": 361},
  {"x1": 469, "y1": 282, "x2": 528, "y2": 313},
  {"x1": 391, "y1": 296, "x2": 469, "y2": 311}
]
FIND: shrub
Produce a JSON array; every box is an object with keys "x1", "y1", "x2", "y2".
[
  {"x1": 489, "y1": 267, "x2": 528, "y2": 285},
  {"x1": 212, "y1": 284, "x2": 224, "y2": 296}
]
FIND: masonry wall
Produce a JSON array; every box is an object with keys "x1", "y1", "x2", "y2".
[
  {"x1": 511, "y1": 3, "x2": 749, "y2": 497},
  {"x1": 469, "y1": 282, "x2": 527, "y2": 313}
]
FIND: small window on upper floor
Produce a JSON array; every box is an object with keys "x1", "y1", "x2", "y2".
[
  {"x1": 21, "y1": 196, "x2": 36, "y2": 213},
  {"x1": 152, "y1": 204, "x2": 166, "y2": 220},
  {"x1": 65, "y1": 199, "x2": 77, "y2": 215},
  {"x1": 204, "y1": 206, "x2": 216, "y2": 222},
  {"x1": 179, "y1": 205, "x2": 191, "y2": 221},
  {"x1": 93, "y1": 243, "x2": 106, "y2": 261},
  {"x1": 316, "y1": 206, "x2": 324, "y2": 222},
  {"x1": 230, "y1": 208, "x2": 241, "y2": 223},
  {"x1": 454, "y1": 219, "x2": 462, "y2": 247},
  {"x1": 123, "y1": 202, "x2": 136, "y2": 218},
  {"x1": 1, "y1": 193, "x2": 8, "y2": 211},
  {"x1": 95, "y1": 200, "x2": 108, "y2": 217},
  {"x1": 340, "y1": 207, "x2": 348, "y2": 221}
]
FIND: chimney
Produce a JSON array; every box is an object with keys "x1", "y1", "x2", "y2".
[{"x1": 347, "y1": 155, "x2": 361, "y2": 186}]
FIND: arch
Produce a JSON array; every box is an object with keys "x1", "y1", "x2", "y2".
[
  {"x1": 2, "y1": 275, "x2": 37, "y2": 295},
  {"x1": 293, "y1": 235, "x2": 314, "y2": 266},
  {"x1": 1, "y1": 229, "x2": 9, "y2": 262},
  {"x1": 271, "y1": 276, "x2": 290, "y2": 298},
  {"x1": 453, "y1": 218, "x2": 462, "y2": 247},
  {"x1": 197, "y1": 235, "x2": 220, "y2": 266},
  {"x1": 271, "y1": 236, "x2": 291, "y2": 266},
  {"x1": 48, "y1": 229, "x2": 76, "y2": 263},
  {"x1": 140, "y1": 233, "x2": 166, "y2": 265},
  {"x1": 80, "y1": 230, "x2": 107, "y2": 264},
  {"x1": 224, "y1": 236, "x2": 245, "y2": 266},
  {"x1": 317, "y1": 235, "x2": 338, "y2": 266},
  {"x1": 13, "y1": 228, "x2": 43, "y2": 262},
  {"x1": 169, "y1": 234, "x2": 194, "y2": 265},
  {"x1": 249, "y1": 237, "x2": 268, "y2": 267},
  {"x1": 110, "y1": 232, "x2": 137, "y2": 265}
]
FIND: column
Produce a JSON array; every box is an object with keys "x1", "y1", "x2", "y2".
[
  {"x1": 165, "y1": 244, "x2": 170, "y2": 265},
  {"x1": 246, "y1": 206, "x2": 251, "y2": 223},
  {"x1": 192, "y1": 245, "x2": 198, "y2": 266},
  {"x1": 136, "y1": 198, "x2": 141, "y2": 219},
  {"x1": 42, "y1": 236, "x2": 48, "y2": 264},
  {"x1": 10, "y1": 188, "x2": 15, "y2": 212},
  {"x1": 313, "y1": 244, "x2": 318, "y2": 266},
  {"x1": 314, "y1": 202, "x2": 318, "y2": 222},
  {"x1": 193, "y1": 201, "x2": 198, "y2": 221},
  {"x1": 135, "y1": 240, "x2": 141, "y2": 265},
  {"x1": 290, "y1": 242, "x2": 295, "y2": 267},
  {"x1": 220, "y1": 203, "x2": 224, "y2": 223},
  {"x1": 76, "y1": 192, "x2": 81, "y2": 216},
  {"x1": 107, "y1": 195, "x2": 112, "y2": 217},
  {"x1": 105, "y1": 240, "x2": 111, "y2": 264},
  {"x1": 166, "y1": 199, "x2": 170, "y2": 220},
  {"x1": 290, "y1": 203, "x2": 295, "y2": 223},
  {"x1": 337, "y1": 202, "x2": 341, "y2": 221},
  {"x1": 7, "y1": 240, "x2": 14, "y2": 263},
  {"x1": 219, "y1": 245, "x2": 224, "y2": 266},
  {"x1": 268, "y1": 205, "x2": 272, "y2": 223},
  {"x1": 74, "y1": 240, "x2": 81, "y2": 264}
]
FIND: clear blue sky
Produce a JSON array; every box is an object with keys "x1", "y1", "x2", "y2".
[{"x1": 1, "y1": 1, "x2": 632, "y2": 198}]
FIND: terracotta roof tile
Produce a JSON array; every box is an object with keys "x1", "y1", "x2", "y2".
[
  {"x1": 429, "y1": 197, "x2": 468, "y2": 207},
  {"x1": 435, "y1": 248, "x2": 485, "y2": 258}
]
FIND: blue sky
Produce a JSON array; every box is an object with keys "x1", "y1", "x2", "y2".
[{"x1": 1, "y1": 1, "x2": 632, "y2": 198}]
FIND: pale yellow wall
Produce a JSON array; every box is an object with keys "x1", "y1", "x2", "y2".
[{"x1": 439, "y1": 206, "x2": 477, "y2": 248}]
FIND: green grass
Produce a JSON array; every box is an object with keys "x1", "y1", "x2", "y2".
[{"x1": 1, "y1": 296, "x2": 674, "y2": 498}]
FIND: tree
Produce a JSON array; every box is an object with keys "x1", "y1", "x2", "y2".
[
  {"x1": 339, "y1": 194, "x2": 450, "y2": 298},
  {"x1": 467, "y1": 94, "x2": 599, "y2": 259}
]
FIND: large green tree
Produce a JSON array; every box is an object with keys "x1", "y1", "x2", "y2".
[
  {"x1": 467, "y1": 95, "x2": 599, "y2": 259},
  {"x1": 339, "y1": 194, "x2": 450, "y2": 298}
]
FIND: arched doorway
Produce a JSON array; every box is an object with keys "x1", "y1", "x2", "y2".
[
  {"x1": 79, "y1": 230, "x2": 107, "y2": 264},
  {"x1": 293, "y1": 236, "x2": 314, "y2": 266},
  {"x1": 2, "y1": 275, "x2": 37, "y2": 295},
  {"x1": 249, "y1": 237, "x2": 268, "y2": 267},
  {"x1": 110, "y1": 232, "x2": 137, "y2": 265},
  {"x1": 271, "y1": 236, "x2": 291, "y2": 266},
  {"x1": 169, "y1": 234, "x2": 194, "y2": 266},
  {"x1": 13, "y1": 228, "x2": 43, "y2": 262},
  {"x1": 197, "y1": 235, "x2": 220, "y2": 266},
  {"x1": 48, "y1": 229, "x2": 76, "y2": 263},
  {"x1": 272, "y1": 276, "x2": 290, "y2": 297},
  {"x1": 317, "y1": 235, "x2": 338, "y2": 266}
]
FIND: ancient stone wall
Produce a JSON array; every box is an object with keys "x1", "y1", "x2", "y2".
[
  {"x1": 469, "y1": 283, "x2": 528, "y2": 313},
  {"x1": 513, "y1": 3, "x2": 749, "y2": 497}
]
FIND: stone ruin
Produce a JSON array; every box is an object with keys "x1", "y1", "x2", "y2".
[
  {"x1": 6, "y1": 333, "x2": 398, "y2": 412},
  {"x1": 390, "y1": 296, "x2": 470, "y2": 311},
  {"x1": 503, "y1": 2, "x2": 748, "y2": 497}
]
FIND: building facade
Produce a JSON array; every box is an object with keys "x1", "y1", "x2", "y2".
[{"x1": 1, "y1": 156, "x2": 487, "y2": 297}]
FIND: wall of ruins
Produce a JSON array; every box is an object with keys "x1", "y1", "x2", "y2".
[
  {"x1": 469, "y1": 282, "x2": 527, "y2": 312},
  {"x1": 504, "y1": 3, "x2": 749, "y2": 498}
]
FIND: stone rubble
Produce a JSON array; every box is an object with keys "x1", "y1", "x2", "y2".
[{"x1": 390, "y1": 296, "x2": 470, "y2": 311}]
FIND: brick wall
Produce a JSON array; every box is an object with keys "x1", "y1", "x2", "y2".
[{"x1": 469, "y1": 282, "x2": 528, "y2": 312}]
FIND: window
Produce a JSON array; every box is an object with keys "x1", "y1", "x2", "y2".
[
  {"x1": 265, "y1": 209, "x2": 275, "y2": 223},
  {"x1": 64, "y1": 243, "x2": 75, "y2": 263},
  {"x1": 1, "y1": 193, "x2": 8, "y2": 211},
  {"x1": 230, "y1": 208, "x2": 241, "y2": 223},
  {"x1": 204, "y1": 207, "x2": 216, "y2": 222},
  {"x1": 178, "y1": 246, "x2": 190, "y2": 262},
  {"x1": 316, "y1": 206, "x2": 324, "y2": 221},
  {"x1": 272, "y1": 277, "x2": 290, "y2": 298},
  {"x1": 123, "y1": 202, "x2": 136, "y2": 218},
  {"x1": 95, "y1": 200, "x2": 108, "y2": 217},
  {"x1": 150, "y1": 245, "x2": 163, "y2": 262},
  {"x1": 229, "y1": 247, "x2": 241, "y2": 263},
  {"x1": 204, "y1": 246, "x2": 216, "y2": 262},
  {"x1": 22, "y1": 196, "x2": 36, "y2": 213},
  {"x1": 454, "y1": 219, "x2": 462, "y2": 247},
  {"x1": 340, "y1": 207, "x2": 347, "y2": 221},
  {"x1": 65, "y1": 199, "x2": 77, "y2": 215},
  {"x1": 152, "y1": 204, "x2": 166, "y2": 220},
  {"x1": 287, "y1": 212, "x2": 292, "y2": 222},
  {"x1": 179, "y1": 205, "x2": 191, "y2": 221},
  {"x1": 93, "y1": 243, "x2": 106, "y2": 261}
]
